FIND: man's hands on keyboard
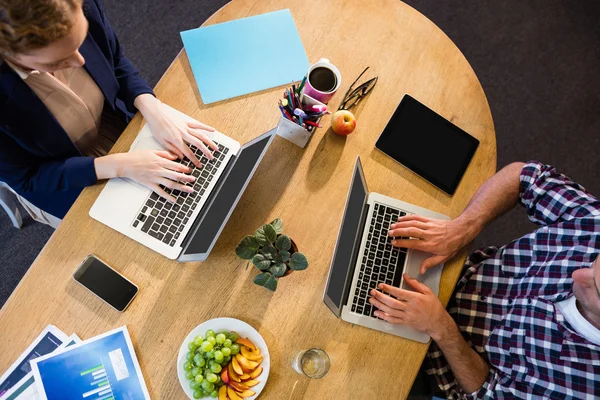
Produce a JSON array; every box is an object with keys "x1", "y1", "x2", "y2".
[{"x1": 387, "y1": 215, "x2": 475, "y2": 274}]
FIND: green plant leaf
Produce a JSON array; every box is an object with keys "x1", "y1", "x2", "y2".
[
  {"x1": 261, "y1": 244, "x2": 277, "y2": 260},
  {"x1": 235, "y1": 236, "x2": 260, "y2": 260},
  {"x1": 254, "y1": 272, "x2": 278, "y2": 292},
  {"x1": 269, "y1": 262, "x2": 287, "y2": 277},
  {"x1": 275, "y1": 235, "x2": 291, "y2": 251},
  {"x1": 270, "y1": 218, "x2": 284, "y2": 234},
  {"x1": 289, "y1": 252, "x2": 309, "y2": 270},
  {"x1": 252, "y1": 254, "x2": 272, "y2": 271},
  {"x1": 278, "y1": 250, "x2": 290, "y2": 263},
  {"x1": 254, "y1": 225, "x2": 270, "y2": 246},
  {"x1": 263, "y1": 224, "x2": 277, "y2": 243}
]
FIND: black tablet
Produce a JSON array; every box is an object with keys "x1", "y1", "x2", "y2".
[{"x1": 375, "y1": 95, "x2": 479, "y2": 195}]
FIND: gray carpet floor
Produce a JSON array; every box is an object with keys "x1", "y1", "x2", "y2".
[{"x1": 1, "y1": 0, "x2": 599, "y2": 316}]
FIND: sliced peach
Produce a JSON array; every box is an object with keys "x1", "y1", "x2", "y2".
[
  {"x1": 243, "y1": 379, "x2": 259, "y2": 387},
  {"x1": 240, "y1": 346, "x2": 262, "y2": 361},
  {"x1": 229, "y1": 381, "x2": 249, "y2": 392},
  {"x1": 228, "y1": 363, "x2": 241, "y2": 382},
  {"x1": 231, "y1": 356, "x2": 244, "y2": 376},
  {"x1": 237, "y1": 389, "x2": 256, "y2": 398},
  {"x1": 220, "y1": 368, "x2": 230, "y2": 385},
  {"x1": 239, "y1": 373, "x2": 251, "y2": 380},
  {"x1": 218, "y1": 385, "x2": 227, "y2": 400},
  {"x1": 235, "y1": 337, "x2": 256, "y2": 351},
  {"x1": 235, "y1": 354, "x2": 258, "y2": 371},
  {"x1": 248, "y1": 366, "x2": 262, "y2": 380},
  {"x1": 227, "y1": 386, "x2": 242, "y2": 400}
]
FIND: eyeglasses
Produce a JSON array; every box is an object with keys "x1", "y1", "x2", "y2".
[{"x1": 338, "y1": 67, "x2": 378, "y2": 111}]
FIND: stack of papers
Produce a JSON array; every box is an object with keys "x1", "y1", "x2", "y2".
[{"x1": 0, "y1": 326, "x2": 149, "y2": 400}]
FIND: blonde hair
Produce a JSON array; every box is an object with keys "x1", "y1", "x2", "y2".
[{"x1": 0, "y1": 0, "x2": 82, "y2": 56}]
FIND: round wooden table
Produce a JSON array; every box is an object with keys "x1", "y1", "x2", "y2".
[{"x1": 0, "y1": 0, "x2": 496, "y2": 399}]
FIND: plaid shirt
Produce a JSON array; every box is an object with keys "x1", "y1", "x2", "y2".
[{"x1": 424, "y1": 161, "x2": 600, "y2": 399}]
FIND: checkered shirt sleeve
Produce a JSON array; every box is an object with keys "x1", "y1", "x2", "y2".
[{"x1": 423, "y1": 161, "x2": 600, "y2": 399}]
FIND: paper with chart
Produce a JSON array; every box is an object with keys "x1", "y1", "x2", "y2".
[
  {"x1": 0, "y1": 325, "x2": 68, "y2": 397},
  {"x1": 30, "y1": 326, "x2": 150, "y2": 400},
  {"x1": 1, "y1": 335, "x2": 81, "y2": 400}
]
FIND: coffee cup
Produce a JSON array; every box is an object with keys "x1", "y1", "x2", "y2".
[{"x1": 303, "y1": 58, "x2": 342, "y2": 104}]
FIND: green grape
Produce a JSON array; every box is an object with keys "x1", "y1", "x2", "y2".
[
  {"x1": 191, "y1": 367, "x2": 200, "y2": 376},
  {"x1": 205, "y1": 350, "x2": 215, "y2": 359},
  {"x1": 210, "y1": 363, "x2": 222, "y2": 373},
  {"x1": 195, "y1": 374, "x2": 204, "y2": 383},
  {"x1": 230, "y1": 344, "x2": 240, "y2": 355},
  {"x1": 205, "y1": 329, "x2": 216, "y2": 338},
  {"x1": 188, "y1": 342, "x2": 197, "y2": 351},
  {"x1": 193, "y1": 353, "x2": 203, "y2": 366},
  {"x1": 184, "y1": 361, "x2": 193, "y2": 371},
  {"x1": 193, "y1": 389, "x2": 202, "y2": 399},
  {"x1": 207, "y1": 336, "x2": 216, "y2": 346},
  {"x1": 200, "y1": 341, "x2": 213, "y2": 352},
  {"x1": 206, "y1": 373, "x2": 218, "y2": 383},
  {"x1": 185, "y1": 371, "x2": 194, "y2": 380},
  {"x1": 197, "y1": 357, "x2": 206, "y2": 367},
  {"x1": 201, "y1": 380, "x2": 214, "y2": 392},
  {"x1": 189, "y1": 380, "x2": 201, "y2": 390},
  {"x1": 215, "y1": 375, "x2": 222, "y2": 385},
  {"x1": 223, "y1": 339, "x2": 232, "y2": 348},
  {"x1": 214, "y1": 350, "x2": 224, "y2": 361},
  {"x1": 223, "y1": 355, "x2": 231, "y2": 363},
  {"x1": 228, "y1": 332, "x2": 239, "y2": 342},
  {"x1": 210, "y1": 390, "x2": 219, "y2": 398},
  {"x1": 186, "y1": 351, "x2": 194, "y2": 361},
  {"x1": 221, "y1": 347, "x2": 231, "y2": 357},
  {"x1": 193, "y1": 335, "x2": 204, "y2": 346},
  {"x1": 215, "y1": 333, "x2": 226, "y2": 344}
]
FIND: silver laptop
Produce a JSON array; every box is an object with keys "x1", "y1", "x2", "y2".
[
  {"x1": 323, "y1": 156, "x2": 450, "y2": 343},
  {"x1": 90, "y1": 106, "x2": 276, "y2": 261}
]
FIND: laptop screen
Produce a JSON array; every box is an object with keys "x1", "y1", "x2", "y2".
[
  {"x1": 180, "y1": 130, "x2": 275, "y2": 259},
  {"x1": 323, "y1": 157, "x2": 368, "y2": 317}
]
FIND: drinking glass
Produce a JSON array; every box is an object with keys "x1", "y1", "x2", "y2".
[{"x1": 291, "y1": 348, "x2": 330, "y2": 379}]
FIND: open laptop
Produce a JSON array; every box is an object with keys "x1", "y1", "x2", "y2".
[
  {"x1": 90, "y1": 106, "x2": 276, "y2": 261},
  {"x1": 323, "y1": 156, "x2": 450, "y2": 343}
]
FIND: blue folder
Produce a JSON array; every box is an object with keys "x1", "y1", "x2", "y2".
[{"x1": 180, "y1": 9, "x2": 310, "y2": 104}]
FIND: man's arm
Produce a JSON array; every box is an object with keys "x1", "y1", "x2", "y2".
[
  {"x1": 388, "y1": 162, "x2": 525, "y2": 272},
  {"x1": 369, "y1": 276, "x2": 490, "y2": 394}
]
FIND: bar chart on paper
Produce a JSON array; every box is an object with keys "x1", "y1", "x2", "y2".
[
  {"x1": 31, "y1": 327, "x2": 150, "y2": 400},
  {"x1": 80, "y1": 361, "x2": 114, "y2": 400}
]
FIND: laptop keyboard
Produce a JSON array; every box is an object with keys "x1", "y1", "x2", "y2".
[
  {"x1": 351, "y1": 202, "x2": 409, "y2": 318},
  {"x1": 131, "y1": 141, "x2": 229, "y2": 247}
]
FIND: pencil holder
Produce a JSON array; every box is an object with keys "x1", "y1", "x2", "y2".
[{"x1": 276, "y1": 93, "x2": 325, "y2": 148}]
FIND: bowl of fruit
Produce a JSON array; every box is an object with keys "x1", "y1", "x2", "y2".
[{"x1": 177, "y1": 317, "x2": 270, "y2": 399}]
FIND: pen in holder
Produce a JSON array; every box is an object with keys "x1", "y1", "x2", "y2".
[{"x1": 276, "y1": 80, "x2": 328, "y2": 148}]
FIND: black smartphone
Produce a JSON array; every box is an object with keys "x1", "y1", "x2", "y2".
[{"x1": 73, "y1": 255, "x2": 138, "y2": 312}]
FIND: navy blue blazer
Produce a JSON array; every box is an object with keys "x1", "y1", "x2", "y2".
[{"x1": 0, "y1": 0, "x2": 154, "y2": 218}]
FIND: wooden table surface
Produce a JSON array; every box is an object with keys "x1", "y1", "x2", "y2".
[{"x1": 0, "y1": 0, "x2": 496, "y2": 398}]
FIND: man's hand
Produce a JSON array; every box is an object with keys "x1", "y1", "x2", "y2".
[
  {"x1": 388, "y1": 215, "x2": 478, "y2": 274},
  {"x1": 368, "y1": 274, "x2": 453, "y2": 340},
  {"x1": 134, "y1": 94, "x2": 218, "y2": 166}
]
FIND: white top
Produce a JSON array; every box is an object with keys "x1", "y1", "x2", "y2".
[{"x1": 556, "y1": 295, "x2": 600, "y2": 345}]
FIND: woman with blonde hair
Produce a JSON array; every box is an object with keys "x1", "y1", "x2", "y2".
[{"x1": 0, "y1": 0, "x2": 216, "y2": 227}]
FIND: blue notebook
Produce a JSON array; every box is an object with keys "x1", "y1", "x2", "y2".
[{"x1": 181, "y1": 9, "x2": 310, "y2": 104}]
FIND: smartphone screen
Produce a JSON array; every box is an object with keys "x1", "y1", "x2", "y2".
[{"x1": 73, "y1": 255, "x2": 138, "y2": 311}]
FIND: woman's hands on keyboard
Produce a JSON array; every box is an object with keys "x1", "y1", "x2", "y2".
[
  {"x1": 95, "y1": 150, "x2": 196, "y2": 203},
  {"x1": 387, "y1": 215, "x2": 477, "y2": 274},
  {"x1": 134, "y1": 94, "x2": 218, "y2": 166}
]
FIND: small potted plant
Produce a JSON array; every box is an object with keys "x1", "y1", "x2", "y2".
[{"x1": 235, "y1": 218, "x2": 308, "y2": 292}]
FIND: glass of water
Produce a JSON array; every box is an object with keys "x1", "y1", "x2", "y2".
[{"x1": 292, "y1": 348, "x2": 330, "y2": 379}]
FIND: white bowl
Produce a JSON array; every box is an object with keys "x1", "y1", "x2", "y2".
[{"x1": 177, "y1": 317, "x2": 270, "y2": 399}]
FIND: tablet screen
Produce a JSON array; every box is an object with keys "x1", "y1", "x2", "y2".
[{"x1": 375, "y1": 95, "x2": 479, "y2": 195}]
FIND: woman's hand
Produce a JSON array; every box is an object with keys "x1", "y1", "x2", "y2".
[
  {"x1": 134, "y1": 94, "x2": 218, "y2": 166},
  {"x1": 368, "y1": 274, "x2": 453, "y2": 340},
  {"x1": 95, "y1": 151, "x2": 195, "y2": 202},
  {"x1": 388, "y1": 215, "x2": 477, "y2": 274}
]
